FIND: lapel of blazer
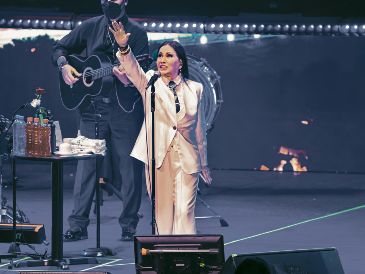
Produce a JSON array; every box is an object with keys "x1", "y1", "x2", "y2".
[{"x1": 155, "y1": 78, "x2": 177, "y2": 122}]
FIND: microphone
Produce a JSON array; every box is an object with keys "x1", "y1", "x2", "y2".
[{"x1": 146, "y1": 72, "x2": 160, "y2": 90}]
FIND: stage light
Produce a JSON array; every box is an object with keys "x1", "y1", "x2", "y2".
[
  {"x1": 227, "y1": 34, "x2": 235, "y2": 41},
  {"x1": 55, "y1": 20, "x2": 64, "y2": 29},
  {"x1": 339, "y1": 24, "x2": 350, "y2": 35},
  {"x1": 39, "y1": 20, "x2": 48, "y2": 28},
  {"x1": 307, "y1": 24, "x2": 315, "y2": 33},
  {"x1": 257, "y1": 24, "x2": 265, "y2": 33},
  {"x1": 350, "y1": 24, "x2": 358, "y2": 35},
  {"x1": 265, "y1": 24, "x2": 273, "y2": 33},
  {"x1": 158, "y1": 22, "x2": 164, "y2": 31},
  {"x1": 172, "y1": 22, "x2": 181, "y2": 33},
  {"x1": 158, "y1": 22, "x2": 172, "y2": 32},
  {"x1": 31, "y1": 19, "x2": 40, "y2": 28},
  {"x1": 47, "y1": 20, "x2": 56, "y2": 29},
  {"x1": 1, "y1": 15, "x2": 364, "y2": 37},
  {"x1": 248, "y1": 24, "x2": 256, "y2": 33},
  {"x1": 324, "y1": 24, "x2": 332, "y2": 33},
  {"x1": 253, "y1": 34, "x2": 261, "y2": 39},
  {"x1": 359, "y1": 25, "x2": 365, "y2": 35},
  {"x1": 239, "y1": 24, "x2": 249, "y2": 34},
  {"x1": 207, "y1": 23, "x2": 216, "y2": 33},
  {"x1": 188, "y1": 22, "x2": 204, "y2": 33},
  {"x1": 6, "y1": 19, "x2": 14, "y2": 27},
  {"x1": 282, "y1": 24, "x2": 290, "y2": 33},
  {"x1": 290, "y1": 24, "x2": 298, "y2": 33},
  {"x1": 223, "y1": 23, "x2": 232, "y2": 33},
  {"x1": 183, "y1": 23, "x2": 189, "y2": 31},
  {"x1": 274, "y1": 24, "x2": 281, "y2": 33},
  {"x1": 146, "y1": 22, "x2": 156, "y2": 32},
  {"x1": 14, "y1": 19, "x2": 23, "y2": 28},
  {"x1": 64, "y1": 21, "x2": 72, "y2": 30},
  {"x1": 332, "y1": 25, "x2": 340, "y2": 34},
  {"x1": 315, "y1": 24, "x2": 323, "y2": 33},
  {"x1": 199, "y1": 23, "x2": 204, "y2": 32},
  {"x1": 163, "y1": 22, "x2": 172, "y2": 32},
  {"x1": 298, "y1": 24, "x2": 306, "y2": 33},
  {"x1": 208, "y1": 23, "x2": 224, "y2": 33},
  {"x1": 200, "y1": 35, "x2": 208, "y2": 44},
  {"x1": 22, "y1": 19, "x2": 31, "y2": 28},
  {"x1": 0, "y1": 18, "x2": 6, "y2": 27},
  {"x1": 232, "y1": 24, "x2": 240, "y2": 33}
]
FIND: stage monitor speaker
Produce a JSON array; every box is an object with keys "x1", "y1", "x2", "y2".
[
  {"x1": 0, "y1": 223, "x2": 46, "y2": 244},
  {"x1": 19, "y1": 272, "x2": 110, "y2": 274},
  {"x1": 220, "y1": 247, "x2": 344, "y2": 274}
]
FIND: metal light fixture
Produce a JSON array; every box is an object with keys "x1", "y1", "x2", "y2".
[{"x1": 0, "y1": 15, "x2": 364, "y2": 36}]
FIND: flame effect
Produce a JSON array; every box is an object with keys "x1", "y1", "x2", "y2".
[{"x1": 259, "y1": 146, "x2": 308, "y2": 174}]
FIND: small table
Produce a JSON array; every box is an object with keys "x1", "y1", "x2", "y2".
[{"x1": 11, "y1": 154, "x2": 97, "y2": 267}]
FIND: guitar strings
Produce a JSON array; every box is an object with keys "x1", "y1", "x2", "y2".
[
  {"x1": 81, "y1": 27, "x2": 120, "y2": 79},
  {"x1": 81, "y1": 56, "x2": 149, "y2": 78},
  {"x1": 81, "y1": 27, "x2": 151, "y2": 79}
]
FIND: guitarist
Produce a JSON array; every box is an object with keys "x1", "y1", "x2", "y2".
[{"x1": 52, "y1": 0, "x2": 149, "y2": 241}]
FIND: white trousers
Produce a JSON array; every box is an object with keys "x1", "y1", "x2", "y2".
[{"x1": 145, "y1": 138, "x2": 199, "y2": 234}]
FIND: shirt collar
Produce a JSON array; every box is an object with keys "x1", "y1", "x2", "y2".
[{"x1": 104, "y1": 14, "x2": 129, "y2": 26}]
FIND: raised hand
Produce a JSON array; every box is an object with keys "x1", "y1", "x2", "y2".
[{"x1": 109, "y1": 20, "x2": 131, "y2": 48}]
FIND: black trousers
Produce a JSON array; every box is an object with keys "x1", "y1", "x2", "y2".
[{"x1": 68, "y1": 97, "x2": 144, "y2": 234}]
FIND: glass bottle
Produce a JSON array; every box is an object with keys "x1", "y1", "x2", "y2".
[
  {"x1": 26, "y1": 117, "x2": 34, "y2": 156},
  {"x1": 33, "y1": 117, "x2": 40, "y2": 157},
  {"x1": 42, "y1": 119, "x2": 51, "y2": 157},
  {"x1": 12, "y1": 115, "x2": 26, "y2": 156}
]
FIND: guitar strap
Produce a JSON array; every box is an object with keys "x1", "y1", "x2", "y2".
[
  {"x1": 105, "y1": 24, "x2": 142, "y2": 113},
  {"x1": 114, "y1": 81, "x2": 142, "y2": 113}
]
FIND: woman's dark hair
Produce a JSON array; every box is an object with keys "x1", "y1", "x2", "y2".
[{"x1": 157, "y1": 40, "x2": 189, "y2": 79}]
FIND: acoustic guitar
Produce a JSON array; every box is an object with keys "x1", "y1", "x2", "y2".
[{"x1": 59, "y1": 53, "x2": 151, "y2": 110}]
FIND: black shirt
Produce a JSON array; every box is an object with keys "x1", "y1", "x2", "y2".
[{"x1": 52, "y1": 14, "x2": 149, "y2": 109}]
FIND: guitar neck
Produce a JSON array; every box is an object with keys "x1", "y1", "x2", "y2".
[
  {"x1": 94, "y1": 63, "x2": 119, "y2": 80},
  {"x1": 90, "y1": 54, "x2": 150, "y2": 80}
]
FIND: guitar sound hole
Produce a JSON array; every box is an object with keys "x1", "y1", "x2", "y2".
[
  {"x1": 84, "y1": 75, "x2": 93, "y2": 84},
  {"x1": 83, "y1": 67, "x2": 94, "y2": 87}
]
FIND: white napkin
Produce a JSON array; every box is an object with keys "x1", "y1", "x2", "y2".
[{"x1": 65, "y1": 136, "x2": 107, "y2": 155}]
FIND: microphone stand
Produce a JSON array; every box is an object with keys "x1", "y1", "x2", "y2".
[
  {"x1": 4, "y1": 103, "x2": 30, "y2": 137},
  {"x1": 150, "y1": 82, "x2": 156, "y2": 235},
  {"x1": 6, "y1": 101, "x2": 33, "y2": 255}
]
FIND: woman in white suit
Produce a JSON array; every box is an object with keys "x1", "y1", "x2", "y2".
[{"x1": 110, "y1": 21, "x2": 212, "y2": 234}]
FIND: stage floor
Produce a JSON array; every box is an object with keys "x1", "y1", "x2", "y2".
[{"x1": 0, "y1": 162, "x2": 364, "y2": 273}]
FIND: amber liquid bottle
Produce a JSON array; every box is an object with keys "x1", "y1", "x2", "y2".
[
  {"x1": 41, "y1": 119, "x2": 51, "y2": 157},
  {"x1": 25, "y1": 117, "x2": 34, "y2": 156},
  {"x1": 33, "y1": 117, "x2": 40, "y2": 157}
]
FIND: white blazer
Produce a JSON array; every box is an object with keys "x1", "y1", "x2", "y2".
[{"x1": 116, "y1": 50, "x2": 208, "y2": 174}]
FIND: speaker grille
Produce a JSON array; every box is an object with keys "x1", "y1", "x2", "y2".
[{"x1": 19, "y1": 272, "x2": 110, "y2": 274}]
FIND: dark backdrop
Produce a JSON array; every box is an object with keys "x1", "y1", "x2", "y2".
[
  {"x1": 185, "y1": 36, "x2": 365, "y2": 172},
  {"x1": 1, "y1": 0, "x2": 365, "y2": 17},
  {"x1": 1, "y1": 34, "x2": 365, "y2": 173}
]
